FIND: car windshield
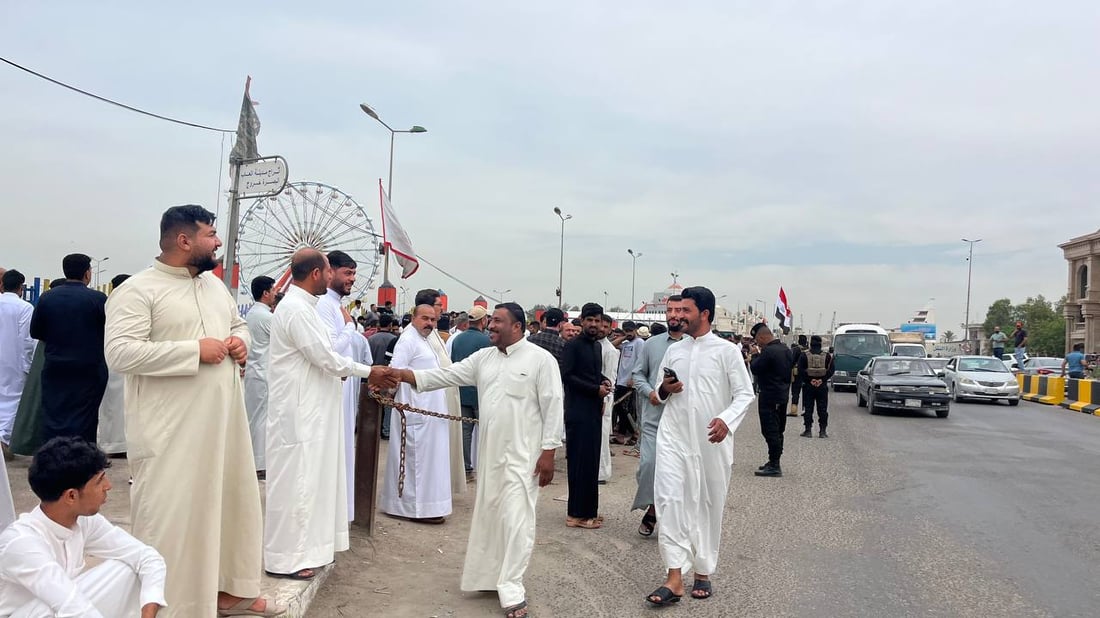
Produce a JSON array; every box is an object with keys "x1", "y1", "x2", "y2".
[
  {"x1": 873, "y1": 359, "x2": 934, "y2": 376},
  {"x1": 1029, "y1": 358, "x2": 1062, "y2": 368},
  {"x1": 925, "y1": 359, "x2": 948, "y2": 370},
  {"x1": 958, "y1": 357, "x2": 1011, "y2": 373},
  {"x1": 894, "y1": 344, "x2": 925, "y2": 355},
  {"x1": 835, "y1": 334, "x2": 891, "y2": 356}
]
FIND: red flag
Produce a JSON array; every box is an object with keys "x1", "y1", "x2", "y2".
[{"x1": 379, "y1": 180, "x2": 419, "y2": 278}]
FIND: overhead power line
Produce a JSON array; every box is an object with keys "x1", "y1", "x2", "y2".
[
  {"x1": 0, "y1": 56, "x2": 235, "y2": 133},
  {"x1": 414, "y1": 253, "x2": 495, "y2": 302}
]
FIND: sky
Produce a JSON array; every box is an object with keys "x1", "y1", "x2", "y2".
[{"x1": 3, "y1": 1, "x2": 1098, "y2": 335}]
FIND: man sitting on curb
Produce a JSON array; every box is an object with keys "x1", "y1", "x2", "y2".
[{"x1": 0, "y1": 437, "x2": 167, "y2": 617}]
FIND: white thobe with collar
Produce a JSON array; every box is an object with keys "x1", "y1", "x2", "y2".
[
  {"x1": 598, "y1": 338, "x2": 619, "y2": 482},
  {"x1": 0, "y1": 292, "x2": 34, "y2": 445}
]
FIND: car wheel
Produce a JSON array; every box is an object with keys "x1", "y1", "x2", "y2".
[
  {"x1": 868, "y1": 392, "x2": 879, "y2": 415},
  {"x1": 1008, "y1": 398, "x2": 1019, "y2": 407},
  {"x1": 952, "y1": 382, "x2": 964, "y2": 403},
  {"x1": 857, "y1": 389, "x2": 867, "y2": 407},
  {"x1": 937, "y1": 407, "x2": 950, "y2": 418}
]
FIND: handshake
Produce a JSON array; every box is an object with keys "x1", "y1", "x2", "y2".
[{"x1": 368, "y1": 366, "x2": 407, "y2": 390}]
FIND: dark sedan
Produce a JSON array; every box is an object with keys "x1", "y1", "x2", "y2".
[{"x1": 856, "y1": 356, "x2": 951, "y2": 418}]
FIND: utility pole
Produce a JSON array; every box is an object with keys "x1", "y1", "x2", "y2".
[{"x1": 962, "y1": 238, "x2": 982, "y2": 353}]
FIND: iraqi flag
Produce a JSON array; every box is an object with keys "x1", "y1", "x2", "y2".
[
  {"x1": 774, "y1": 287, "x2": 792, "y2": 334},
  {"x1": 379, "y1": 180, "x2": 419, "y2": 278}
]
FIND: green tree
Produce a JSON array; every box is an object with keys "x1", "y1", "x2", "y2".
[
  {"x1": 941, "y1": 330, "x2": 956, "y2": 342},
  {"x1": 982, "y1": 295, "x2": 1066, "y2": 356},
  {"x1": 982, "y1": 298, "x2": 1014, "y2": 339}
]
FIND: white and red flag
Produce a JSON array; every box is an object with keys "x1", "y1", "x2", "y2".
[
  {"x1": 774, "y1": 287, "x2": 792, "y2": 334},
  {"x1": 379, "y1": 180, "x2": 419, "y2": 278}
]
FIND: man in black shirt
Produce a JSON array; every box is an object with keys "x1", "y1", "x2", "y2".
[
  {"x1": 560, "y1": 302, "x2": 610, "y2": 529},
  {"x1": 789, "y1": 335, "x2": 807, "y2": 417},
  {"x1": 798, "y1": 335, "x2": 834, "y2": 438},
  {"x1": 749, "y1": 323, "x2": 792, "y2": 477},
  {"x1": 29, "y1": 254, "x2": 108, "y2": 444}
]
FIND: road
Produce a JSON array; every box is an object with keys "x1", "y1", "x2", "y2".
[{"x1": 311, "y1": 393, "x2": 1100, "y2": 617}]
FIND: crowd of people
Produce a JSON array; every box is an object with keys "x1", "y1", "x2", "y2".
[{"x1": 0, "y1": 202, "x2": 841, "y2": 617}]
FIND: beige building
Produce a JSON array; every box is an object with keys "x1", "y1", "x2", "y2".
[{"x1": 1059, "y1": 229, "x2": 1100, "y2": 353}]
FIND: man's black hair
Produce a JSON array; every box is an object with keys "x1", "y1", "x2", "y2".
[
  {"x1": 400, "y1": 314, "x2": 413, "y2": 328},
  {"x1": 414, "y1": 288, "x2": 440, "y2": 307},
  {"x1": 327, "y1": 250, "x2": 357, "y2": 270},
  {"x1": 797, "y1": 334, "x2": 808, "y2": 346},
  {"x1": 750, "y1": 322, "x2": 771, "y2": 338},
  {"x1": 496, "y1": 302, "x2": 526, "y2": 326},
  {"x1": 667, "y1": 294, "x2": 682, "y2": 302},
  {"x1": 1, "y1": 269, "x2": 25, "y2": 292},
  {"x1": 28, "y1": 437, "x2": 110, "y2": 502},
  {"x1": 62, "y1": 253, "x2": 92, "y2": 280},
  {"x1": 438, "y1": 315, "x2": 451, "y2": 330},
  {"x1": 622, "y1": 320, "x2": 638, "y2": 331},
  {"x1": 159, "y1": 204, "x2": 216, "y2": 251},
  {"x1": 681, "y1": 286, "x2": 716, "y2": 323},
  {"x1": 379, "y1": 314, "x2": 395, "y2": 328},
  {"x1": 600, "y1": 314, "x2": 613, "y2": 324},
  {"x1": 580, "y1": 302, "x2": 603, "y2": 319},
  {"x1": 291, "y1": 251, "x2": 327, "y2": 281},
  {"x1": 250, "y1": 276, "x2": 275, "y2": 302},
  {"x1": 571, "y1": 318, "x2": 582, "y2": 326},
  {"x1": 109, "y1": 273, "x2": 130, "y2": 290},
  {"x1": 650, "y1": 322, "x2": 668, "y2": 335}
]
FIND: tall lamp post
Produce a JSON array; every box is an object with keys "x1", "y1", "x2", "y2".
[
  {"x1": 553, "y1": 207, "x2": 572, "y2": 309},
  {"x1": 628, "y1": 249, "x2": 643, "y2": 321},
  {"x1": 92, "y1": 256, "x2": 109, "y2": 287},
  {"x1": 359, "y1": 103, "x2": 427, "y2": 305},
  {"x1": 493, "y1": 288, "x2": 511, "y2": 303},
  {"x1": 962, "y1": 238, "x2": 982, "y2": 352},
  {"x1": 603, "y1": 290, "x2": 609, "y2": 309}
]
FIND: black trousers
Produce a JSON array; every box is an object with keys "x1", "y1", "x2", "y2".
[
  {"x1": 802, "y1": 383, "x2": 829, "y2": 430},
  {"x1": 612, "y1": 385, "x2": 636, "y2": 436},
  {"x1": 565, "y1": 413, "x2": 601, "y2": 519},
  {"x1": 41, "y1": 362, "x2": 108, "y2": 444},
  {"x1": 758, "y1": 399, "x2": 787, "y2": 464},
  {"x1": 791, "y1": 374, "x2": 803, "y2": 405}
]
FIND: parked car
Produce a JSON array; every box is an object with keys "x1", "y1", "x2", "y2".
[
  {"x1": 925, "y1": 358, "x2": 949, "y2": 374},
  {"x1": 941, "y1": 356, "x2": 1020, "y2": 405},
  {"x1": 855, "y1": 356, "x2": 951, "y2": 418},
  {"x1": 1002, "y1": 354, "x2": 1030, "y2": 374},
  {"x1": 1020, "y1": 357, "x2": 1064, "y2": 376}
]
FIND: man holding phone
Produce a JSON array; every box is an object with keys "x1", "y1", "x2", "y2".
[{"x1": 646, "y1": 286, "x2": 755, "y2": 606}]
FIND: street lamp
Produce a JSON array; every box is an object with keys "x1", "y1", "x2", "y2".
[
  {"x1": 553, "y1": 207, "x2": 572, "y2": 309},
  {"x1": 92, "y1": 257, "x2": 109, "y2": 287},
  {"x1": 359, "y1": 103, "x2": 427, "y2": 301},
  {"x1": 603, "y1": 290, "x2": 609, "y2": 309},
  {"x1": 398, "y1": 285, "x2": 409, "y2": 314},
  {"x1": 628, "y1": 249, "x2": 643, "y2": 321},
  {"x1": 962, "y1": 238, "x2": 982, "y2": 352},
  {"x1": 493, "y1": 288, "x2": 511, "y2": 303},
  {"x1": 755, "y1": 299, "x2": 765, "y2": 320}
]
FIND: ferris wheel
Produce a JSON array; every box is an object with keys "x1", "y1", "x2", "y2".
[{"x1": 237, "y1": 181, "x2": 381, "y2": 300}]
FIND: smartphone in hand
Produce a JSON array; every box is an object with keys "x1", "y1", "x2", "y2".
[{"x1": 663, "y1": 367, "x2": 678, "y2": 381}]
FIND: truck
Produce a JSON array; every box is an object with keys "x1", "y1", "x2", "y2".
[
  {"x1": 831, "y1": 324, "x2": 891, "y2": 391},
  {"x1": 888, "y1": 332, "x2": 927, "y2": 358}
]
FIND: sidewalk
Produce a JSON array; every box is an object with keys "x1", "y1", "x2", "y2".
[{"x1": 4, "y1": 455, "x2": 327, "y2": 617}]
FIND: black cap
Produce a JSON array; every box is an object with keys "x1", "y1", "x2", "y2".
[{"x1": 543, "y1": 307, "x2": 565, "y2": 327}]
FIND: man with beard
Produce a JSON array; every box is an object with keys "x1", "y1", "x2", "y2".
[
  {"x1": 646, "y1": 286, "x2": 754, "y2": 606},
  {"x1": 105, "y1": 205, "x2": 283, "y2": 616},
  {"x1": 385, "y1": 303, "x2": 562, "y2": 618},
  {"x1": 264, "y1": 250, "x2": 391, "y2": 580},
  {"x1": 561, "y1": 303, "x2": 610, "y2": 529},
  {"x1": 316, "y1": 250, "x2": 373, "y2": 521},
  {"x1": 749, "y1": 323, "x2": 793, "y2": 478},
  {"x1": 30, "y1": 253, "x2": 109, "y2": 444},
  {"x1": 561, "y1": 319, "x2": 581, "y2": 341},
  {"x1": 630, "y1": 295, "x2": 684, "y2": 537},
  {"x1": 380, "y1": 304, "x2": 454, "y2": 523}
]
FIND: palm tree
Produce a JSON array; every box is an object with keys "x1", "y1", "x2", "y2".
[{"x1": 941, "y1": 330, "x2": 956, "y2": 342}]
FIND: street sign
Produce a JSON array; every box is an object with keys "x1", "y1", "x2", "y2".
[{"x1": 238, "y1": 155, "x2": 288, "y2": 198}]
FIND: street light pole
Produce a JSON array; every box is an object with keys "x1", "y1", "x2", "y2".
[
  {"x1": 359, "y1": 103, "x2": 427, "y2": 303},
  {"x1": 493, "y1": 288, "x2": 511, "y2": 303},
  {"x1": 628, "y1": 249, "x2": 643, "y2": 321},
  {"x1": 553, "y1": 207, "x2": 572, "y2": 309},
  {"x1": 962, "y1": 238, "x2": 982, "y2": 352},
  {"x1": 92, "y1": 257, "x2": 110, "y2": 287},
  {"x1": 603, "y1": 290, "x2": 609, "y2": 309}
]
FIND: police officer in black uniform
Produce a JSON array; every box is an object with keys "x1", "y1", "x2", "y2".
[
  {"x1": 798, "y1": 335, "x2": 834, "y2": 438},
  {"x1": 749, "y1": 323, "x2": 792, "y2": 477}
]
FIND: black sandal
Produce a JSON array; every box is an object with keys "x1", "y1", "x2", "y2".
[
  {"x1": 691, "y1": 578, "x2": 713, "y2": 600},
  {"x1": 638, "y1": 512, "x2": 656, "y2": 537},
  {"x1": 503, "y1": 600, "x2": 528, "y2": 617},
  {"x1": 646, "y1": 586, "x2": 682, "y2": 606}
]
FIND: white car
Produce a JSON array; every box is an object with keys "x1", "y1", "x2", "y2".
[{"x1": 941, "y1": 355, "x2": 1020, "y2": 405}]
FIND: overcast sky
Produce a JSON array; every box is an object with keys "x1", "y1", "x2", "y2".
[{"x1": 4, "y1": 2, "x2": 1097, "y2": 334}]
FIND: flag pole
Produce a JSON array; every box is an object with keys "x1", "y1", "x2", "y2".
[{"x1": 222, "y1": 161, "x2": 242, "y2": 292}]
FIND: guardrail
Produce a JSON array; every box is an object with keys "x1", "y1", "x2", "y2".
[
  {"x1": 1059, "y1": 378, "x2": 1100, "y2": 415},
  {"x1": 1018, "y1": 374, "x2": 1065, "y2": 405}
]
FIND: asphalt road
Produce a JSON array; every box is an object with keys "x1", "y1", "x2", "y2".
[{"x1": 314, "y1": 393, "x2": 1100, "y2": 617}]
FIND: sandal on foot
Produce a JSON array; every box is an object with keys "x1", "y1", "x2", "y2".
[
  {"x1": 265, "y1": 568, "x2": 316, "y2": 580},
  {"x1": 646, "y1": 586, "x2": 682, "y2": 606},
  {"x1": 565, "y1": 516, "x2": 602, "y2": 529},
  {"x1": 691, "y1": 578, "x2": 713, "y2": 599},
  {"x1": 503, "y1": 600, "x2": 528, "y2": 617},
  {"x1": 638, "y1": 512, "x2": 656, "y2": 537},
  {"x1": 217, "y1": 597, "x2": 288, "y2": 617}
]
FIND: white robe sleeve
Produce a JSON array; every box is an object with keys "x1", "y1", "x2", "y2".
[
  {"x1": 535, "y1": 354, "x2": 565, "y2": 450},
  {"x1": 0, "y1": 535, "x2": 104, "y2": 618},
  {"x1": 104, "y1": 286, "x2": 200, "y2": 377},
  {"x1": 716, "y1": 348, "x2": 755, "y2": 431},
  {"x1": 287, "y1": 312, "x2": 373, "y2": 379},
  {"x1": 82, "y1": 514, "x2": 167, "y2": 609},
  {"x1": 19, "y1": 305, "x2": 35, "y2": 370},
  {"x1": 412, "y1": 351, "x2": 482, "y2": 392},
  {"x1": 318, "y1": 297, "x2": 359, "y2": 358}
]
